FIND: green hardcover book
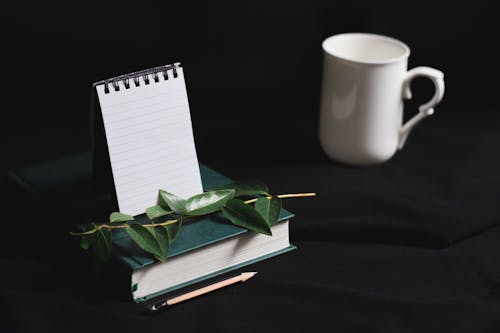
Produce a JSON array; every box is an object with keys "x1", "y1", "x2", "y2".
[
  {"x1": 112, "y1": 163, "x2": 295, "y2": 303},
  {"x1": 8, "y1": 152, "x2": 296, "y2": 302}
]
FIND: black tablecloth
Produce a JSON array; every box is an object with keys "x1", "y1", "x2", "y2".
[
  {"x1": 2, "y1": 108, "x2": 500, "y2": 332},
  {"x1": 3, "y1": 0, "x2": 500, "y2": 330}
]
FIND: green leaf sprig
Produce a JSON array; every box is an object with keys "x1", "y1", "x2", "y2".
[{"x1": 71, "y1": 181, "x2": 315, "y2": 262}]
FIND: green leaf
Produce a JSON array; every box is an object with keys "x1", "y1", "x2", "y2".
[
  {"x1": 157, "y1": 190, "x2": 187, "y2": 215},
  {"x1": 126, "y1": 223, "x2": 160, "y2": 257},
  {"x1": 254, "y1": 197, "x2": 282, "y2": 227},
  {"x1": 150, "y1": 226, "x2": 170, "y2": 262},
  {"x1": 93, "y1": 228, "x2": 112, "y2": 261},
  {"x1": 109, "y1": 212, "x2": 134, "y2": 223},
  {"x1": 222, "y1": 199, "x2": 272, "y2": 236},
  {"x1": 145, "y1": 205, "x2": 173, "y2": 220},
  {"x1": 165, "y1": 220, "x2": 182, "y2": 242},
  {"x1": 80, "y1": 234, "x2": 93, "y2": 250},
  {"x1": 215, "y1": 181, "x2": 269, "y2": 197},
  {"x1": 185, "y1": 189, "x2": 235, "y2": 216},
  {"x1": 126, "y1": 223, "x2": 170, "y2": 261}
]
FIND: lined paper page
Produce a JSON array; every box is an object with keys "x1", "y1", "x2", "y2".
[{"x1": 96, "y1": 67, "x2": 203, "y2": 216}]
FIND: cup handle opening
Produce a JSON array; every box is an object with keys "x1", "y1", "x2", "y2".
[{"x1": 398, "y1": 67, "x2": 445, "y2": 149}]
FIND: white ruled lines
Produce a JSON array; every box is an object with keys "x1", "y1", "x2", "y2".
[{"x1": 96, "y1": 67, "x2": 203, "y2": 216}]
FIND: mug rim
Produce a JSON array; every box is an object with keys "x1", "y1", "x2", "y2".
[{"x1": 322, "y1": 33, "x2": 411, "y2": 65}]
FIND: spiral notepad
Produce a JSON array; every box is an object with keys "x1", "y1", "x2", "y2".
[{"x1": 94, "y1": 63, "x2": 203, "y2": 216}]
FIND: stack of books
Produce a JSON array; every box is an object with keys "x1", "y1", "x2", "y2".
[{"x1": 9, "y1": 153, "x2": 295, "y2": 303}]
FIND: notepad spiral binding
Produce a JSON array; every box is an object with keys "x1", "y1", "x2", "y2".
[{"x1": 95, "y1": 62, "x2": 181, "y2": 94}]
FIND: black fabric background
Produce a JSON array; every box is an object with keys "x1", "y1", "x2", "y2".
[{"x1": 2, "y1": 1, "x2": 500, "y2": 332}]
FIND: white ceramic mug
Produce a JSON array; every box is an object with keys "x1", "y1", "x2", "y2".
[{"x1": 319, "y1": 33, "x2": 445, "y2": 165}]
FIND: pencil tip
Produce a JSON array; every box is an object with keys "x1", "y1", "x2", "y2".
[{"x1": 241, "y1": 272, "x2": 257, "y2": 281}]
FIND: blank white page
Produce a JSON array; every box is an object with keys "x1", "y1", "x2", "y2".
[{"x1": 96, "y1": 66, "x2": 203, "y2": 216}]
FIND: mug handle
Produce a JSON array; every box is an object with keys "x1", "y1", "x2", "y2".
[{"x1": 398, "y1": 67, "x2": 445, "y2": 149}]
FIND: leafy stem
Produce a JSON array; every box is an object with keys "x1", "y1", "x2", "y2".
[
  {"x1": 71, "y1": 192, "x2": 314, "y2": 236},
  {"x1": 71, "y1": 181, "x2": 315, "y2": 262}
]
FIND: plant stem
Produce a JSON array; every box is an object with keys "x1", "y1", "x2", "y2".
[
  {"x1": 71, "y1": 192, "x2": 316, "y2": 236},
  {"x1": 71, "y1": 218, "x2": 181, "y2": 235},
  {"x1": 244, "y1": 192, "x2": 316, "y2": 204}
]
